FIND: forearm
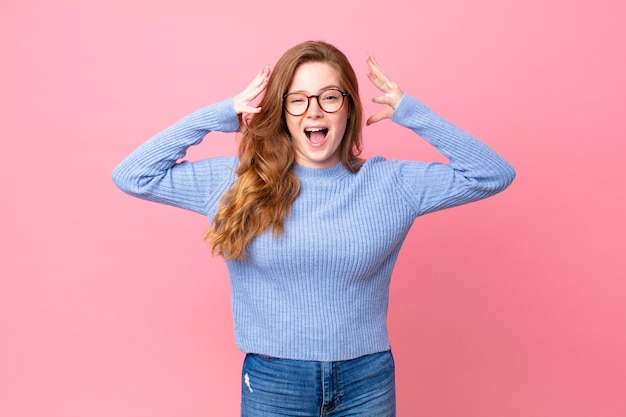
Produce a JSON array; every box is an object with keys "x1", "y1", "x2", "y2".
[
  {"x1": 112, "y1": 98, "x2": 239, "y2": 213},
  {"x1": 394, "y1": 95, "x2": 515, "y2": 189},
  {"x1": 392, "y1": 95, "x2": 515, "y2": 215}
]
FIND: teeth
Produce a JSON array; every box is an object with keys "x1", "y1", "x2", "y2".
[{"x1": 304, "y1": 127, "x2": 328, "y2": 140}]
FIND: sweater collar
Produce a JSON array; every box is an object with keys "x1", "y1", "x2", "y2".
[{"x1": 293, "y1": 162, "x2": 351, "y2": 181}]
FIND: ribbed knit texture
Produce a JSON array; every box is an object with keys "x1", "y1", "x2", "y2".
[{"x1": 113, "y1": 95, "x2": 515, "y2": 361}]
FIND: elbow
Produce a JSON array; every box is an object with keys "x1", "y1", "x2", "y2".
[
  {"x1": 111, "y1": 162, "x2": 140, "y2": 196},
  {"x1": 492, "y1": 161, "x2": 516, "y2": 193},
  {"x1": 500, "y1": 162, "x2": 516, "y2": 190},
  {"x1": 112, "y1": 162, "x2": 163, "y2": 199},
  {"x1": 505, "y1": 162, "x2": 516, "y2": 187}
]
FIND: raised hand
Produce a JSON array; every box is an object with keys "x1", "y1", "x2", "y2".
[
  {"x1": 365, "y1": 54, "x2": 404, "y2": 126},
  {"x1": 233, "y1": 65, "x2": 271, "y2": 115}
]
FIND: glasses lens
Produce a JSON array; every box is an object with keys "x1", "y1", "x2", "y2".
[
  {"x1": 285, "y1": 93, "x2": 308, "y2": 116},
  {"x1": 318, "y1": 89, "x2": 345, "y2": 113}
]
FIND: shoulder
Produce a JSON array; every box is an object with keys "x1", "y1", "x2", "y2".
[
  {"x1": 202, "y1": 155, "x2": 239, "y2": 169},
  {"x1": 360, "y1": 156, "x2": 391, "y2": 171},
  {"x1": 359, "y1": 156, "x2": 427, "y2": 177},
  {"x1": 192, "y1": 155, "x2": 238, "y2": 181}
]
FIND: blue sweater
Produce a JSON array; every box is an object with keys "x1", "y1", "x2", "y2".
[{"x1": 112, "y1": 95, "x2": 515, "y2": 361}]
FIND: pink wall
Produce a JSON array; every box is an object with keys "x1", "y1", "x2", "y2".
[{"x1": 2, "y1": 0, "x2": 624, "y2": 416}]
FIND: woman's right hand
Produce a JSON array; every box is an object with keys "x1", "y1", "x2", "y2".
[{"x1": 233, "y1": 66, "x2": 271, "y2": 116}]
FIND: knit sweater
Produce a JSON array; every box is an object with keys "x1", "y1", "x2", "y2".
[{"x1": 112, "y1": 95, "x2": 515, "y2": 361}]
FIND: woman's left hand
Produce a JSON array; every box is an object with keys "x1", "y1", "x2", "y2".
[{"x1": 365, "y1": 54, "x2": 404, "y2": 125}]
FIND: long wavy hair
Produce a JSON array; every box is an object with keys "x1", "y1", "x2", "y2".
[{"x1": 207, "y1": 41, "x2": 364, "y2": 260}]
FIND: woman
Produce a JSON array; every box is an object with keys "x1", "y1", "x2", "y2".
[{"x1": 113, "y1": 41, "x2": 515, "y2": 416}]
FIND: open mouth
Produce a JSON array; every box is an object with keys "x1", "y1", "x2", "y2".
[{"x1": 304, "y1": 127, "x2": 328, "y2": 145}]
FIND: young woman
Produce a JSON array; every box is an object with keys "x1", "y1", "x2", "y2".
[{"x1": 113, "y1": 41, "x2": 515, "y2": 416}]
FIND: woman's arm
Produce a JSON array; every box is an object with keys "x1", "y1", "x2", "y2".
[
  {"x1": 111, "y1": 99, "x2": 240, "y2": 215},
  {"x1": 391, "y1": 95, "x2": 515, "y2": 216},
  {"x1": 365, "y1": 53, "x2": 515, "y2": 216},
  {"x1": 112, "y1": 67, "x2": 271, "y2": 215}
]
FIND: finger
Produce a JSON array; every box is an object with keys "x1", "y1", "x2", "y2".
[
  {"x1": 366, "y1": 54, "x2": 392, "y2": 87},
  {"x1": 367, "y1": 71, "x2": 398, "y2": 93},
  {"x1": 369, "y1": 57, "x2": 391, "y2": 85},
  {"x1": 366, "y1": 53, "x2": 384, "y2": 77},
  {"x1": 243, "y1": 82, "x2": 267, "y2": 103},
  {"x1": 365, "y1": 108, "x2": 392, "y2": 126},
  {"x1": 251, "y1": 65, "x2": 270, "y2": 83},
  {"x1": 365, "y1": 111, "x2": 384, "y2": 126},
  {"x1": 366, "y1": 70, "x2": 386, "y2": 92},
  {"x1": 239, "y1": 105, "x2": 263, "y2": 114},
  {"x1": 253, "y1": 65, "x2": 271, "y2": 86},
  {"x1": 366, "y1": 60, "x2": 385, "y2": 87},
  {"x1": 234, "y1": 67, "x2": 270, "y2": 113},
  {"x1": 366, "y1": 56, "x2": 403, "y2": 110},
  {"x1": 244, "y1": 67, "x2": 270, "y2": 97},
  {"x1": 371, "y1": 94, "x2": 396, "y2": 106},
  {"x1": 240, "y1": 66, "x2": 269, "y2": 93},
  {"x1": 367, "y1": 70, "x2": 396, "y2": 96}
]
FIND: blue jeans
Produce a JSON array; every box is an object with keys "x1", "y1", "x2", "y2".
[{"x1": 240, "y1": 350, "x2": 396, "y2": 416}]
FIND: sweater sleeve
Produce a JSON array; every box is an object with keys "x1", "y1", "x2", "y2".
[
  {"x1": 111, "y1": 98, "x2": 240, "y2": 215},
  {"x1": 391, "y1": 94, "x2": 516, "y2": 216}
]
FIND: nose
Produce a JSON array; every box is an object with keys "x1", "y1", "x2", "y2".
[{"x1": 306, "y1": 96, "x2": 323, "y2": 118}]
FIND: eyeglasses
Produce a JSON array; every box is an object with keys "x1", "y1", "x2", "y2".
[{"x1": 283, "y1": 88, "x2": 349, "y2": 116}]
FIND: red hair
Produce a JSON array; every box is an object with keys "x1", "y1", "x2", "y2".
[{"x1": 207, "y1": 41, "x2": 364, "y2": 260}]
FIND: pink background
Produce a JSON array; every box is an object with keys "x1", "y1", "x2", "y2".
[{"x1": 2, "y1": 0, "x2": 625, "y2": 416}]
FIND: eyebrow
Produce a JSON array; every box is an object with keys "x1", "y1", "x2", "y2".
[{"x1": 286, "y1": 85, "x2": 344, "y2": 95}]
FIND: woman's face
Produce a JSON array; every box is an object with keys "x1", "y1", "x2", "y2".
[{"x1": 285, "y1": 62, "x2": 350, "y2": 169}]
